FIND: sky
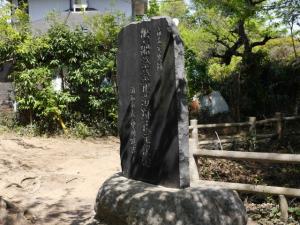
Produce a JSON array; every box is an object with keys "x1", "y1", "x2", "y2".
[{"x1": 184, "y1": 0, "x2": 192, "y2": 5}]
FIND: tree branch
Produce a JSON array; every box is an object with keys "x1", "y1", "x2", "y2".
[
  {"x1": 250, "y1": 36, "x2": 272, "y2": 48},
  {"x1": 248, "y1": 0, "x2": 267, "y2": 6},
  {"x1": 211, "y1": 51, "x2": 224, "y2": 58},
  {"x1": 211, "y1": 36, "x2": 244, "y2": 65},
  {"x1": 210, "y1": 21, "x2": 246, "y2": 65},
  {"x1": 211, "y1": 19, "x2": 272, "y2": 65},
  {"x1": 215, "y1": 37, "x2": 231, "y2": 49}
]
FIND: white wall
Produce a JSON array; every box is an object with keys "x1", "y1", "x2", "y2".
[
  {"x1": 28, "y1": 0, "x2": 69, "y2": 21},
  {"x1": 88, "y1": 0, "x2": 131, "y2": 16},
  {"x1": 28, "y1": 0, "x2": 131, "y2": 22}
]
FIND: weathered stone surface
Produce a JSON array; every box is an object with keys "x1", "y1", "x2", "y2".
[
  {"x1": 117, "y1": 16, "x2": 189, "y2": 188},
  {"x1": 94, "y1": 174, "x2": 248, "y2": 225}
]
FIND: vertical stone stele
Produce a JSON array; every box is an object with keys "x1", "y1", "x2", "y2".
[{"x1": 117, "y1": 17, "x2": 189, "y2": 188}]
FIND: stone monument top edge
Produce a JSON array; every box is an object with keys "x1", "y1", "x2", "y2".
[
  {"x1": 119, "y1": 16, "x2": 181, "y2": 46},
  {"x1": 121, "y1": 16, "x2": 177, "y2": 31}
]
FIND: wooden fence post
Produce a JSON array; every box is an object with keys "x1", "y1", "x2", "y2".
[
  {"x1": 275, "y1": 112, "x2": 283, "y2": 141},
  {"x1": 248, "y1": 117, "x2": 256, "y2": 151},
  {"x1": 279, "y1": 195, "x2": 288, "y2": 223},
  {"x1": 189, "y1": 119, "x2": 200, "y2": 183}
]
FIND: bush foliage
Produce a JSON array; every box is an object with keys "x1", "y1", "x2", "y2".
[{"x1": 1, "y1": 5, "x2": 123, "y2": 135}]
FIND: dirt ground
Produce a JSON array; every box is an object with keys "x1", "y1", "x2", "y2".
[
  {"x1": 1, "y1": 134, "x2": 299, "y2": 225},
  {"x1": 0, "y1": 134, "x2": 120, "y2": 225}
]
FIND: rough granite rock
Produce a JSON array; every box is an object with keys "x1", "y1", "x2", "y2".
[{"x1": 94, "y1": 173, "x2": 248, "y2": 225}]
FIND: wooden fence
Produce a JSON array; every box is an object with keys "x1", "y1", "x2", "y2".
[
  {"x1": 188, "y1": 113, "x2": 300, "y2": 222},
  {"x1": 192, "y1": 112, "x2": 300, "y2": 151}
]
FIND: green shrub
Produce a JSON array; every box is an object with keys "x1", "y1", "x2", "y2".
[
  {"x1": 72, "y1": 122, "x2": 91, "y2": 139},
  {"x1": 9, "y1": 12, "x2": 123, "y2": 135}
]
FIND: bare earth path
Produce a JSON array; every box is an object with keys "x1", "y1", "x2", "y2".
[{"x1": 0, "y1": 134, "x2": 120, "y2": 225}]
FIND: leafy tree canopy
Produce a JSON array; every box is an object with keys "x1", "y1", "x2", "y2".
[
  {"x1": 190, "y1": 0, "x2": 279, "y2": 65},
  {"x1": 159, "y1": 0, "x2": 188, "y2": 19},
  {"x1": 147, "y1": 0, "x2": 160, "y2": 17}
]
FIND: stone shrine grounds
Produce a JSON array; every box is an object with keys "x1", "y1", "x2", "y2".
[{"x1": 0, "y1": 134, "x2": 299, "y2": 225}]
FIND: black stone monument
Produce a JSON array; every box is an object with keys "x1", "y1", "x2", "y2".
[{"x1": 117, "y1": 17, "x2": 189, "y2": 188}]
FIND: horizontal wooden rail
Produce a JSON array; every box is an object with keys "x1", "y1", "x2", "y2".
[
  {"x1": 188, "y1": 122, "x2": 249, "y2": 130},
  {"x1": 197, "y1": 134, "x2": 276, "y2": 146},
  {"x1": 256, "y1": 118, "x2": 278, "y2": 125},
  {"x1": 256, "y1": 133, "x2": 276, "y2": 139},
  {"x1": 194, "y1": 150, "x2": 300, "y2": 164},
  {"x1": 197, "y1": 122, "x2": 250, "y2": 129},
  {"x1": 198, "y1": 138, "x2": 244, "y2": 145},
  {"x1": 284, "y1": 115, "x2": 300, "y2": 121},
  {"x1": 188, "y1": 114, "x2": 300, "y2": 130},
  {"x1": 191, "y1": 180, "x2": 300, "y2": 197}
]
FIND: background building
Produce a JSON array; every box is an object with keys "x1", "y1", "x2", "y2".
[{"x1": 10, "y1": 0, "x2": 132, "y2": 22}]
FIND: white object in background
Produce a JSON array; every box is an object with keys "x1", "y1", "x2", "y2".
[
  {"x1": 73, "y1": 0, "x2": 88, "y2": 12},
  {"x1": 52, "y1": 77, "x2": 62, "y2": 92},
  {"x1": 173, "y1": 18, "x2": 179, "y2": 26},
  {"x1": 209, "y1": 91, "x2": 229, "y2": 115},
  {"x1": 200, "y1": 91, "x2": 229, "y2": 116},
  {"x1": 200, "y1": 95, "x2": 211, "y2": 112},
  {"x1": 13, "y1": 101, "x2": 18, "y2": 113}
]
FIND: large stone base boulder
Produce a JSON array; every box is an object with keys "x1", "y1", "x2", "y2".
[{"x1": 94, "y1": 173, "x2": 247, "y2": 225}]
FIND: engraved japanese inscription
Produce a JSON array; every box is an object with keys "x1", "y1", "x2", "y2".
[
  {"x1": 117, "y1": 17, "x2": 189, "y2": 188},
  {"x1": 156, "y1": 26, "x2": 163, "y2": 71},
  {"x1": 129, "y1": 87, "x2": 136, "y2": 156},
  {"x1": 140, "y1": 28, "x2": 152, "y2": 167}
]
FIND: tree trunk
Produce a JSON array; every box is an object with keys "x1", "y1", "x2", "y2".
[
  {"x1": 295, "y1": 82, "x2": 300, "y2": 115},
  {"x1": 29, "y1": 109, "x2": 33, "y2": 125},
  {"x1": 233, "y1": 73, "x2": 241, "y2": 122},
  {"x1": 236, "y1": 73, "x2": 241, "y2": 122},
  {"x1": 290, "y1": 25, "x2": 298, "y2": 58}
]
